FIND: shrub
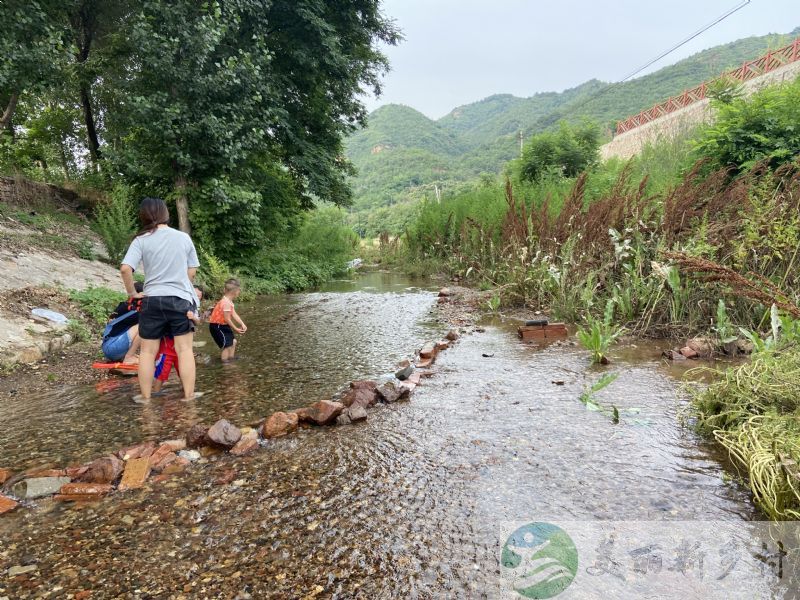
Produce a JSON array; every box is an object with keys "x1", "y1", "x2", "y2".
[
  {"x1": 77, "y1": 239, "x2": 96, "y2": 261},
  {"x1": 196, "y1": 246, "x2": 232, "y2": 298},
  {"x1": 66, "y1": 319, "x2": 91, "y2": 342},
  {"x1": 70, "y1": 286, "x2": 126, "y2": 325},
  {"x1": 694, "y1": 77, "x2": 800, "y2": 172},
  {"x1": 515, "y1": 120, "x2": 600, "y2": 182},
  {"x1": 93, "y1": 185, "x2": 136, "y2": 263}
]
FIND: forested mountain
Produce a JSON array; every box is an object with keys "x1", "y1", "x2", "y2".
[{"x1": 346, "y1": 27, "x2": 800, "y2": 235}]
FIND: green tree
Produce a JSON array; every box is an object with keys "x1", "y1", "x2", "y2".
[
  {"x1": 0, "y1": 0, "x2": 66, "y2": 137},
  {"x1": 104, "y1": 0, "x2": 398, "y2": 233},
  {"x1": 517, "y1": 120, "x2": 600, "y2": 182}
]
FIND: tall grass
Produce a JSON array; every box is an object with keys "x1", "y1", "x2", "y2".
[
  {"x1": 689, "y1": 348, "x2": 800, "y2": 519},
  {"x1": 405, "y1": 153, "x2": 800, "y2": 338}
]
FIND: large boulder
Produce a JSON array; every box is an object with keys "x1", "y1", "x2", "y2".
[
  {"x1": 207, "y1": 419, "x2": 242, "y2": 449},
  {"x1": 75, "y1": 455, "x2": 123, "y2": 485},
  {"x1": 302, "y1": 400, "x2": 344, "y2": 426},
  {"x1": 262, "y1": 412, "x2": 299, "y2": 438}
]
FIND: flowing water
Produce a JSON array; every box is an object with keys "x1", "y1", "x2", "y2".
[{"x1": 0, "y1": 273, "x2": 796, "y2": 598}]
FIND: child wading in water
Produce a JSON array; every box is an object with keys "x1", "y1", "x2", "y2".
[{"x1": 209, "y1": 278, "x2": 247, "y2": 361}]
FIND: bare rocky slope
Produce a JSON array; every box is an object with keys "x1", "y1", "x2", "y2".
[{"x1": 0, "y1": 177, "x2": 122, "y2": 367}]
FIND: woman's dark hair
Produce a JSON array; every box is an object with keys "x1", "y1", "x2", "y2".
[{"x1": 137, "y1": 197, "x2": 170, "y2": 236}]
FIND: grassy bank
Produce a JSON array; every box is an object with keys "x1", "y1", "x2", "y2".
[
  {"x1": 401, "y1": 79, "x2": 800, "y2": 340},
  {"x1": 688, "y1": 346, "x2": 800, "y2": 519}
]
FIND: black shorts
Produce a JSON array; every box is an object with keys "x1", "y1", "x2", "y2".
[
  {"x1": 209, "y1": 323, "x2": 235, "y2": 349},
  {"x1": 139, "y1": 296, "x2": 196, "y2": 340}
]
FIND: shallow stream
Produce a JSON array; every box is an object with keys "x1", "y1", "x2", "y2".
[{"x1": 0, "y1": 272, "x2": 795, "y2": 598}]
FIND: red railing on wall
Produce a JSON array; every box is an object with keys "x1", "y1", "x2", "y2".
[{"x1": 615, "y1": 38, "x2": 800, "y2": 135}]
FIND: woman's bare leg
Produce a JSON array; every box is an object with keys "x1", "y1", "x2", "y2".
[
  {"x1": 174, "y1": 332, "x2": 196, "y2": 399},
  {"x1": 137, "y1": 338, "x2": 160, "y2": 399},
  {"x1": 123, "y1": 325, "x2": 141, "y2": 364}
]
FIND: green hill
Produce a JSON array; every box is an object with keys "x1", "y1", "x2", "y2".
[{"x1": 346, "y1": 27, "x2": 800, "y2": 236}]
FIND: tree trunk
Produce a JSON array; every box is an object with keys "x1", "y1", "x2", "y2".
[
  {"x1": 72, "y1": 3, "x2": 101, "y2": 166},
  {"x1": 80, "y1": 83, "x2": 102, "y2": 164},
  {"x1": 174, "y1": 175, "x2": 191, "y2": 234},
  {"x1": 58, "y1": 133, "x2": 70, "y2": 179},
  {"x1": 0, "y1": 92, "x2": 19, "y2": 134}
]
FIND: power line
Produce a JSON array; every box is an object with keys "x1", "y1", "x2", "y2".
[
  {"x1": 529, "y1": 0, "x2": 752, "y2": 131},
  {"x1": 618, "y1": 0, "x2": 751, "y2": 84}
]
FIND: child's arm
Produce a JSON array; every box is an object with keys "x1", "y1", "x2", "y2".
[
  {"x1": 186, "y1": 311, "x2": 200, "y2": 325},
  {"x1": 232, "y1": 308, "x2": 247, "y2": 332},
  {"x1": 224, "y1": 309, "x2": 244, "y2": 334}
]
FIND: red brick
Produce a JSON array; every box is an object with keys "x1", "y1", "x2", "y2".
[
  {"x1": 118, "y1": 457, "x2": 151, "y2": 491},
  {"x1": 0, "y1": 495, "x2": 19, "y2": 514},
  {"x1": 415, "y1": 357, "x2": 433, "y2": 368},
  {"x1": 419, "y1": 342, "x2": 437, "y2": 359},
  {"x1": 118, "y1": 441, "x2": 156, "y2": 461},
  {"x1": 59, "y1": 483, "x2": 112, "y2": 496},
  {"x1": 0, "y1": 468, "x2": 12, "y2": 485},
  {"x1": 148, "y1": 444, "x2": 179, "y2": 470}
]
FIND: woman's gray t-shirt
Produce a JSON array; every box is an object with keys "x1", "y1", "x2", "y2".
[{"x1": 121, "y1": 227, "x2": 200, "y2": 305}]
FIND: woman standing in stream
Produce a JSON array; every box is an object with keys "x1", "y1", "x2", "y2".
[{"x1": 119, "y1": 197, "x2": 201, "y2": 401}]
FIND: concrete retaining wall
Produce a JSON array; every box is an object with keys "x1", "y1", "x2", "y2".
[{"x1": 601, "y1": 60, "x2": 800, "y2": 161}]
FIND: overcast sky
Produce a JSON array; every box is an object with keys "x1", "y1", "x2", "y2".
[{"x1": 364, "y1": 0, "x2": 800, "y2": 119}]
